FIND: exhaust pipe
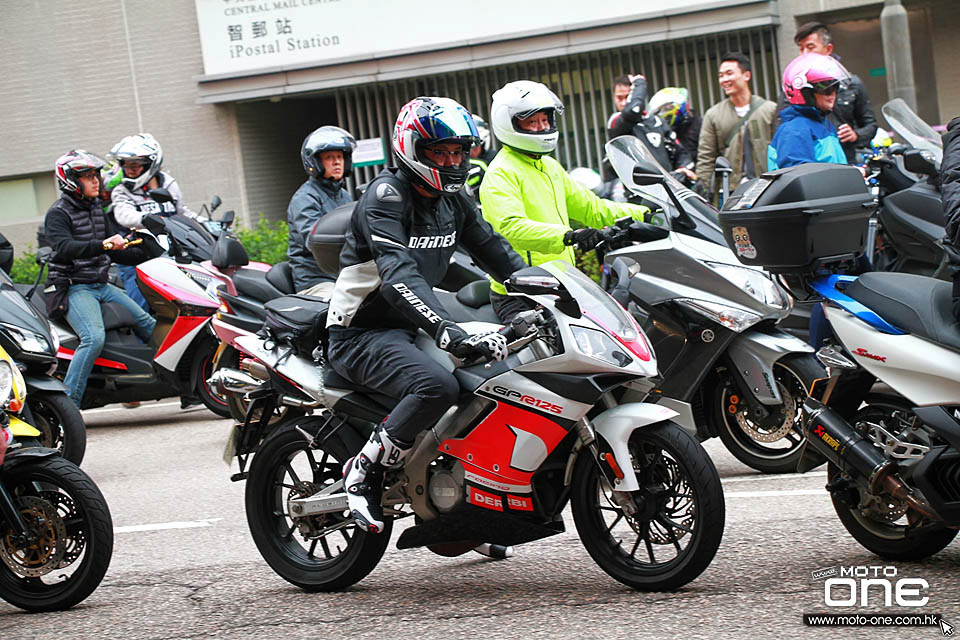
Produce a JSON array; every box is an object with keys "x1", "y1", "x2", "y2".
[
  {"x1": 802, "y1": 398, "x2": 939, "y2": 520},
  {"x1": 240, "y1": 358, "x2": 269, "y2": 380},
  {"x1": 208, "y1": 368, "x2": 264, "y2": 395}
]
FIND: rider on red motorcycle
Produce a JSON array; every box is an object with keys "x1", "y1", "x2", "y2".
[
  {"x1": 45, "y1": 150, "x2": 156, "y2": 405},
  {"x1": 327, "y1": 97, "x2": 527, "y2": 534}
]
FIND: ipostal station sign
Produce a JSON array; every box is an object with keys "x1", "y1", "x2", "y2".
[{"x1": 194, "y1": 0, "x2": 760, "y2": 78}]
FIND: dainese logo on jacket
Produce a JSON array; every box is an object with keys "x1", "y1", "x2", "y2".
[{"x1": 409, "y1": 232, "x2": 456, "y2": 249}]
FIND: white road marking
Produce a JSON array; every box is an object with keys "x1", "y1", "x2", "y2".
[
  {"x1": 721, "y1": 471, "x2": 826, "y2": 484},
  {"x1": 114, "y1": 518, "x2": 221, "y2": 534},
  {"x1": 84, "y1": 400, "x2": 182, "y2": 415},
  {"x1": 725, "y1": 489, "x2": 824, "y2": 498}
]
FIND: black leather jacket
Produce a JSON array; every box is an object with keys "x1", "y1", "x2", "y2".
[
  {"x1": 326, "y1": 169, "x2": 525, "y2": 337},
  {"x1": 940, "y1": 117, "x2": 960, "y2": 277}
]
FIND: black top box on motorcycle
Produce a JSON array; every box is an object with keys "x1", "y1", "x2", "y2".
[
  {"x1": 718, "y1": 163, "x2": 875, "y2": 273},
  {"x1": 260, "y1": 294, "x2": 329, "y2": 357},
  {"x1": 309, "y1": 202, "x2": 355, "y2": 274}
]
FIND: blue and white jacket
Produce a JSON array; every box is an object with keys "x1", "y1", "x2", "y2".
[{"x1": 768, "y1": 105, "x2": 847, "y2": 170}]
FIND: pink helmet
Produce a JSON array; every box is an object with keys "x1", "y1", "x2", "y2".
[{"x1": 782, "y1": 52, "x2": 850, "y2": 106}]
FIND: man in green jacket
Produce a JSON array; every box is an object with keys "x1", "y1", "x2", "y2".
[
  {"x1": 480, "y1": 80, "x2": 650, "y2": 319},
  {"x1": 696, "y1": 52, "x2": 777, "y2": 201}
]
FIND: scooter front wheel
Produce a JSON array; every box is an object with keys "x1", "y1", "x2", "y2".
[{"x1": 712, "y1": 354, "x2": 824, "y2": 474}]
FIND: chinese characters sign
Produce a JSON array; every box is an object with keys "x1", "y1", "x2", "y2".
[{"x1": 195, "y1": 0, "x2": 759, "y2": 77}]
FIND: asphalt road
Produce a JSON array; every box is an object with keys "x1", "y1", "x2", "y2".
[{"x1": 2, "y1": 401, "x2": 958, "y2": 640}]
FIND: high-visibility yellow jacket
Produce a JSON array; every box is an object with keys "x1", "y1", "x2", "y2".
[{"x1": 480, "y1": 146, "x2": 649, "y2": 294}]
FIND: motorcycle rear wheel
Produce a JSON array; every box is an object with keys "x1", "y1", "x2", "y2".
[
  {"x1": 245, "y1": 415, "x2": 390, "y2": 591},
  {"x1": 571, "y1": 421, "x2": 725, "y2": 591},
  {"x1": 193, "y1": 340, "x2": 232, "y2": 419},
  {"x1": 27, "y1": 391, "x2": 88, "y2": 466},
  {"x1": 713, "y1": 354, "x2": 825, "y2": 474},
  {"x1": 0, "y1": 455, "x2": 113, "y2": 612},
  {"x1": 828, "y1": 399, "x2": 959, "y2": 560}
]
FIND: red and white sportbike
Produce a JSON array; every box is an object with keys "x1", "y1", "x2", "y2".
[{"x1": 224, "y1": 261, "x2": 725, "y2": 592}]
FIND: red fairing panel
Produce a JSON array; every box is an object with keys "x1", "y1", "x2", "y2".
[{"x1": 440, "y1": 402, "x2": 570, "y2": 491}]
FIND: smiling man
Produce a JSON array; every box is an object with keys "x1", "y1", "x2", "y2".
[{"x1": 695, "y1": 52, "x2": 777, "y2": 200}]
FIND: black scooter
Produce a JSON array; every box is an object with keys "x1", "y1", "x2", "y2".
[{"x1": 2, "y1": 253, "x2": 87, "y2": 465}]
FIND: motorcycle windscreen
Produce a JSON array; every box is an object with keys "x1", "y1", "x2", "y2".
[{"x1": 882, "y1": 98, "x2": 943, "y2": 166}]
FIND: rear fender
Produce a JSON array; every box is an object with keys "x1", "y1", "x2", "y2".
[{"x1": 591, "y1": 403, "x2": 679, "y2": 492}]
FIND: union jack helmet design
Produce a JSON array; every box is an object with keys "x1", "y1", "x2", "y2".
[
  {"x1": 54, "y1": 149, "x2": 105, "y2": 197},
  {"x1": 392, "y1": 97, "x2": 479, "y2": 195}
]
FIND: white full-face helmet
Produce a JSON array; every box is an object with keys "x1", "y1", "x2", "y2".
[
  {"x1": 490, "y1": 81, "x2": 564, "y2": 155},
  {"x1": 108, "y1": 133, "x2": 163, "y2": 191}
]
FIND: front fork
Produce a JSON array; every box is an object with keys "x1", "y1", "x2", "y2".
[{"x1": 564, "y1": 414, "x2": 640, "y2": 517}]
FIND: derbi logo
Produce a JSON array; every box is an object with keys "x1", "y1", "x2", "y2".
[
  {"x1": 470, "y1": 487, "x2": 503, "y2": 511},
  {"x1": 490, "y1": 385, "x2": 563, "y2": 414},
  {"x1": 853, "y1": 347, "x2": 886, "y2": 362}
]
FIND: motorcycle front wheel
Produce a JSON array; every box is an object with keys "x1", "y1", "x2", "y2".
[
  {"x1": 571, "y1": 421, "x2": 725, "y2": 591},
  {"x1": 26, "y1": 391, "x2": 88, "y2": 466},
  {"x1": 0, "y1": 455, "x2": 113, "y2": 612},
  {"x1": 245, "y1": 415, "x2": 390, "y2": 591},
  {"x1": 712, "y1": 354, "x2": 825, "y2": 474}
]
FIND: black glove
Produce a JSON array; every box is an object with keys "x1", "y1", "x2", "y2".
[
  {"x1": 563, "y1": 227, "x2": 603, "y2": 252},
  {"x1": 436, "y1": 321, "x2": 508, "y2": 362}
]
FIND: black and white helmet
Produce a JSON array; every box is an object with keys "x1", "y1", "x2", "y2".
[
  {"x1": 109, "y1": 133, "x2": 163, "y2": 190},
  {"x1": 301, "y1": 126, "x2": 357, "y2": 179}
]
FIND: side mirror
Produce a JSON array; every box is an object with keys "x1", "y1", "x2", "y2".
[
  {"x1": 714, "y1": 156, "x2": 733, "y2": 173},
  {"x1": 220, "y1": 210, "x2": 236, "y2": 227},
  {"x1": 148, "y1": 188, "x2": 173, "y2": 203},
  {"x1": 210, "y1": 195, "x2": 222, "y2": 212},
  {"x1": 505, "y1": 274, "x2": 567, "y2": 297},
  {"x1": 632, "y1": 161, "x2": 665, "y2": 186},
  {"x1": 888, "y1": 143, "x2": 908, "y2": 156},
  {"x1": 903, "y1": 149, "x2": 939, "y2": 176}
]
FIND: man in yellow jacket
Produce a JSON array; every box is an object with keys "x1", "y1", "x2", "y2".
[{"x1": 480, "y1": 80, "x2": 650, "y2": 319}]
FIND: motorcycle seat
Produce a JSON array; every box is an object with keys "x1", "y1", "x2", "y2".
[
  {"x1": 321, "y1": 367, "x2": 398, "y2": 411},
  {"x1": 845, "y1": 272, "x2": 960, "y2": 351},
  {"x1": 456, "y1": 280, "x2": 492, "y2": 308},
  {"x1": 234, "y1": 268, "x2": 285, "y2": 303},
  {"x1": 265, "y1": 262, "x2": 296, "y2": 295},
  {"x1": 434, "y1": 290, "x2": 499, "y2": 324},
  {"x1": 102, "y1": 302, "x2": 139, "y2": 331}
]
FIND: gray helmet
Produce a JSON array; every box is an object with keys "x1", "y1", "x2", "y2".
[{"x1": 301, "y1": 126, "x2": 357, "y2": 179}]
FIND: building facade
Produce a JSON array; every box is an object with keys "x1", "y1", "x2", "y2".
[{"x1": 1, "y1": 0, "x2": 957, "y2": 250}]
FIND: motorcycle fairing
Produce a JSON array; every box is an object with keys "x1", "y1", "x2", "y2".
[
  {"x1": 812, "y1": 275, "x2": 906, "y2": 335},
  {"x1": 825, "y1": 306, "x2": 960, "y2": 406},
  {"x1": 440, "y1": 401, "x2": 570, "y2": 500}
]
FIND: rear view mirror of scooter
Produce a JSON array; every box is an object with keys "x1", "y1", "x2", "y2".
[
  {"x1": 714, "y1": 157, "x2": 733, "y2": 207},
  {"x1": 632, "y1": 161, "x2": 666, "y2": 186},
  {"x1": 220, "y1": 210, "x2": 236, "y2": 228}
]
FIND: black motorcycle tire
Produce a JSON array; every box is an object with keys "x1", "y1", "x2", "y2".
[
  {"x1": 218, "y1": 345, "x2": 302, "y2": 426},
  {"x1": 193, "y1": 340, "x2": 232, "y2": 419},
  {"x1": 713, "y1": 354, "x2": 825, "y2": 474},
  {"x1": 828, "y1": 398, "x2": 959, "y2": 561},
  {"x1": 0, "y1": 456, "x2": 113, "y2": 612},
  {"x1": 571, "y1": 420, "x2": 725, "y2": 591},
  {"x1": 245, "y1": 416, "x2": 390, "y2": 591},
  {"x1": 27, "y1": 391, "x2": 88, "y2": 466}
]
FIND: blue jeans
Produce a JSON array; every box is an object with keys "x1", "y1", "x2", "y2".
[
  {"x1": 63, "y1": 283, "x2": 156, "y2": 405},
  {"x1": 118, "y1": 264, "x2": 150, "y2": 312}
]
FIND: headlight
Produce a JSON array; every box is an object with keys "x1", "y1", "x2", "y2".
[
  {"x1": 0, "y1": 323, "x2": 50, "y2": 354},
  {"x1": 571, "y1": 326, "x2": 633, "y2": 367},
  {"x1": 0, "y1": 360, "x2": 13, "y2": 404},
  {"x1": 676, "y1": 298, "x2": 763, "y2": 332},
  {"x1": 705, "y1": 262, "x2": 791, "y2": 311}
]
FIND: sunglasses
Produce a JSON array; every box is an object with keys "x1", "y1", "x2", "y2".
[{"x1": 812, "y1": 83, "x2": 839, "y2": 95}]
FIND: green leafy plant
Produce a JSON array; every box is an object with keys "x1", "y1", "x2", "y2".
[
  {"x1": 235, "y1": 215, "x2": 289, "y2": 266},
  {"x1": 9, "y1": 245, "x2": 41, "y2": 285}
]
